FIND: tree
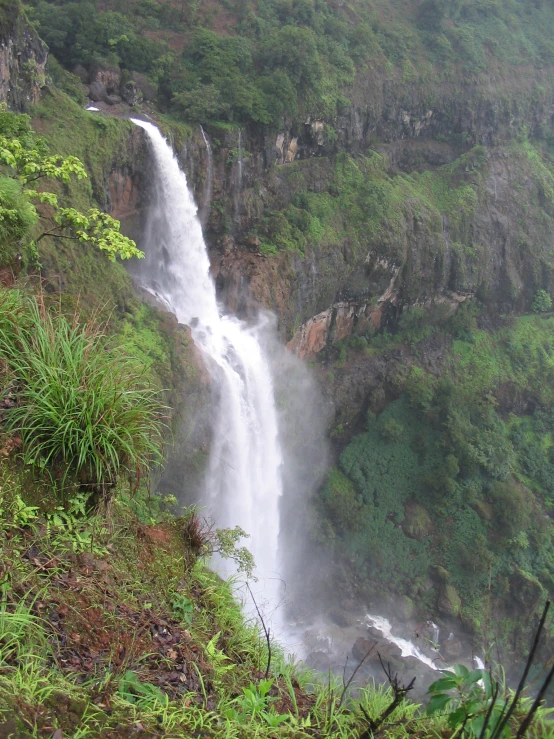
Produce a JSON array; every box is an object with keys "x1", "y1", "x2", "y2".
[{"x1": 0, "y1": 111, "x2": 143, "y2": 264}]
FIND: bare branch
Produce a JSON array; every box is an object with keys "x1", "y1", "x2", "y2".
[
  {"x1": 339, "y1": 642, "x2": 377, "y2": 708},
  {"x1": 358, "y1": 653, "x2": 416, "y2": 739},
  {"x1": 246, "y1": 582, "x2": 272, "y2": 679}
]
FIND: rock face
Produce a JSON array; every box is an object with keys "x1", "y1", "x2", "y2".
[
  {"x1": 205, "y1": 124, "x2": 554, "y2": 351},
  {"x1": 438, "y1": 585, "x2": 462, "y2": 617},
  {"x1": 72, "y1": 47, "x2": 554, "y2": 368},
  {"x1": 352, "y1": 636, "x2": 375, "y2": 662},
  {"x1": 0, "y1": 3, "x2": 47, "y2": 111},
  {"x1": 102, "y1": 127, "x2": 150, "y2": 244}
]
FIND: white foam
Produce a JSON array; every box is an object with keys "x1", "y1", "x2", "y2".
[{"x1": 366, "y1": 614, "x2": 438, "y2": 670}]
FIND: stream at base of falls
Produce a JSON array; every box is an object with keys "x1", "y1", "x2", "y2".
[{"x1": 129, "y1": 118, "x2": 483, "y2": 695}]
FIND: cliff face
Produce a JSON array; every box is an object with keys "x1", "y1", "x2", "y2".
[
  {"x1": 0, "y1": 1, "x2": 47, "y2": 111},
  {"x1": 200, "y1": 103, "x2": 554, "y2": 357},
  {"x1": 103, "y1": 77, "x2": 554, "y2": 363}
]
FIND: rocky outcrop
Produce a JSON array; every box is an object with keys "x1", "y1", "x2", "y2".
[
  {"x1": 438, "y1": 585, "x2": 462, "y2": 617},
  {"x1": 0, "y1": 2, "x2": 47, "y2": 111},
  {"x1": 101, "y1": 126, "x2": 150, "y2": 244},
  {"x1": 86, "y1": 58, "x2": 554, "y2": 363}
]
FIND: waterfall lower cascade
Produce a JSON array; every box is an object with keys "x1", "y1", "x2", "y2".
[
  {"x1": 132, "y1": 119, "x2": 284, "y2": 624},
  {"x1": 366, "y1": 615, "x2": 438, "y2": 671}
]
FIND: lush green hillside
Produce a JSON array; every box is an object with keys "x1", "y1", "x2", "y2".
[
  {"x1": 21, "y1": 0, "x2": 554, "y2": 129},
  {"x1": 315, "y1": 304, "x2": 554, "y2": 660}
]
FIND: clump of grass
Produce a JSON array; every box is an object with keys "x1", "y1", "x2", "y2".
[{"x1": 0, "y1": 288, "x2": 166, "y2": 495}]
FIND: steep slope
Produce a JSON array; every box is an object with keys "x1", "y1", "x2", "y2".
[{"x1": 8, "y1": 0, "x2": 554, "y2": 675}]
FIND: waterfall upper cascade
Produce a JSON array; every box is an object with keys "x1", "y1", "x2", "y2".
[{"x1": 132, "y1": 119, "x2": 284, "y2": 621}]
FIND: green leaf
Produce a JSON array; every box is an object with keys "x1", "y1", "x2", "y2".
[
  {"x1": 454, "y1": 664, "x2": 470, "y2": 679},
  {"x1": 426, "y1": 693, "x2": 452, "y2": 715},
  {"x1": 464, "y1": 669, "x2": 485, "y2": 686},
  {"x1": 482, "y1": 671, "x2": 494, "y2": 700},
  {"x1": 428, "y1": 676, "x2": 459, "y2": 693},
  {"x1": 447, "y1": 706, "x2": 469, "y2": 729}
]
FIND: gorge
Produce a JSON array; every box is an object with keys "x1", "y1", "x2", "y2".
[{"x1": 2, "y1": 0, "x2": 554, "y2": 733}]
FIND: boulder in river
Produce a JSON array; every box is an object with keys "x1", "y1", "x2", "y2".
[{"x1": 352, "y1": 637, "x2": 376, "y2": 662}]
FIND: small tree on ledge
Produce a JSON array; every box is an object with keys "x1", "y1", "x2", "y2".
[{"x1": 0, "y1": 107, "x2": 143, "y2": 265}]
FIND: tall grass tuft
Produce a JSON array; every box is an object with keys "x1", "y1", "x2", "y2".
[{"x1": 0, "y1": 289, "x2": 166, "y2": 495}]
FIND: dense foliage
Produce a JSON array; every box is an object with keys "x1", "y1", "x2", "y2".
[
  {"x1": 23, "y1": 0, "x2": 554, "y2": 127},
  {"x1": 0, "y1": 107, "x2": 142, "y2": 266},
  {"x1": 316, "y1": 305, "x2": 554, "y2": 653},
  {"x1": 0, "y1": 288, "x2": 166, "y2": 495},
  {"x1": 2, "y1": 465, "x2": 553, "y2": 737}
]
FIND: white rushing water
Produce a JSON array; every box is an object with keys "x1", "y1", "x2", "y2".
[
  {"x1": 132, "y1": 119, "x2": 284, "y2": 623},
  {"x1": 366, "y1": 615, "x2": 439, "y2": 671}
]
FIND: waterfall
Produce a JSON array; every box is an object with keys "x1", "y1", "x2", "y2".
[
  {"x1": 131, "y1": 119, "x2": 284, "y2": 621},
  {"x1": 199, "y1": 126, "x2": 213, "y2": 227}
]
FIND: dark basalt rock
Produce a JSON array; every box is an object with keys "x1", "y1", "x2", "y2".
[{"x1": 88, "y1": 80, "x2": 107, "y2": 102}]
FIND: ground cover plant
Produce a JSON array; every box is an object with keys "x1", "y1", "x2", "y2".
[
  {"x1": 0, "y1": 287, "x2": 166, "y2": 498},
  {"x1": 1, "y1": 445, "x2": 554, "y2": 737}
]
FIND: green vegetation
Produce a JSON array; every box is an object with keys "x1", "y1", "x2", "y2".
[
  {"x1": 20, "y1": 0, "x2": 554, "y2": 130},
  {"x1": 258, "y1": 147, "x2": 485, "y2": 259},
  {"x1": 317, "y1": 304, "x2": 554, "y2": 658},
  {"x1": 0, "y1": 288, "x2": 165, "y2": 496},
  {"x1": 2, "y1": 456, "x2": 554, "y2": 737},
  {"x1": 0, "y1": 105, "x2": 141, "y2": 266}
]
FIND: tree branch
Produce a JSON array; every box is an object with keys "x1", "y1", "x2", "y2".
[
  {"x1": 339, "y1": 642, "x2": 377, "y2": 708},
  {"x1": 246, "y1": 582, "x2": 272, "y2": 679}
]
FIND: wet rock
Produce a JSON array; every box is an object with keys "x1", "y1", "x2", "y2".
[
  {"x1": 88, "y1": 80, "x2": 107, "y2": 102},
  {"x1": 121, "y1": 79, "x2": 142, "y2": 106},
  {"x1": 105, "y1": 94, "x2": 122, "y2": 105},
  {"x1": 94, "y1": 66, "x2": 120, "y2": 94},
  {"x1": 444, "y1": 637, "x2": 462, "y2": 658},
  {"x1": 352, "y1": 636, "x2": 376, "y2": 662},
  {"x1": 366, "y1": 625, "x2": 383, "y2": 640},
  {"x1": 328, "y1": 607, "x2": 355, "y2": 628},
  {"x1": 306, "y1": 651, "x2": 331, "y2": 671},
  {"x1": 438, "y1": 585, "x2": 462, "y2": 616}
]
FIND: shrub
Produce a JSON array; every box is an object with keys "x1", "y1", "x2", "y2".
[
  {"x1": 489, "y1": 480, "x2": 531, "y2": 538},
  {"x1": 381, "y1": 418, "x2": 404, "y2": 442},
  {"x1": 0, "y1": 290, "x2": 165, "y2": 494},
  {"x1": 532, "y1": 289, "x2": 552, "y2": 313},
  {"x1": 0, "y1": 177, "x2": 38, "y2": 264}
]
